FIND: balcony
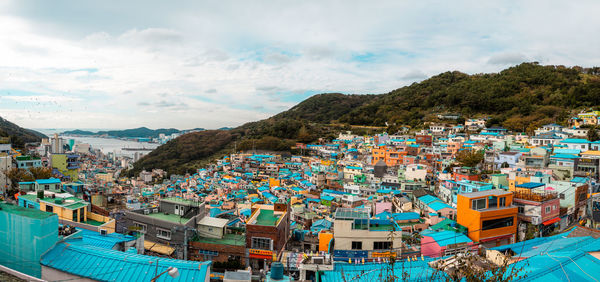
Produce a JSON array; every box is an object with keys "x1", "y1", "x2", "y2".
[{"x1": 513, "y1": 191, "x2": 557, "y2": 202}]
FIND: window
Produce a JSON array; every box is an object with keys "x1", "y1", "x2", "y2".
[
  {"x1": 373, "y1": 241, "x2": 392, "y2": 250},
  {"x1": 251, "y1": 237, "x2": 272, "y2": 250},
  {"x1": 482, "y1": 216, "x2": 514, "y2": 230},
  {"x1": 156, "y1": 228, "x2": 172, "y2": 240},
  {"x1": 560, "y1": 193, "x2": 565, "y2": 200},
  {"x1": 552, "y1": 205, "x2": 556, "y2": 210},
  {"x1": 44, "y1": 185, "x2": 50, "y2": 190},
  {"x1": 488, "y1": 196, "x2": 498, "y2": 209},
  {"x1": 80, "y1": 208, "x2": 85, "y2": 221},
  {"x1": 472, "y1": 198, "x2": 486, "y2": 210},
  {"x1": 499, "y1": 197, "x2": 506, "y2": 207},
  {"x1": 46, "y1": 205, "x2": 53, "y2": 213},
  {"x1": 72, "y1": 210, "x2": 78, "y2": 222},
  {"x1": 351, "y1": 241, "x2": 363, "y2": 250},
  {"x1": 134, "y1": 222, "x2": 147, "y2": 233},
  {"x1": 518, "y1": 206, "x2": 524, "y2": 214}
]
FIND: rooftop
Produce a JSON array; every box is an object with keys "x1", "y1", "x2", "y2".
[
  {"x1": 160, "y1": 197, "x2": 201, "y2": 206},
  {"x1": 334, "y1": 208, "x2": 369, "y2": 220},
  {"x1": 146, "y1": 212, "x2": 191, "y2": 224},
  {"x1": 0, "y1": 202, "x2": 56, "y2": 220},
  {"x1": 254, "y1": 209, "x2": 281, "y2": 226},
  {"x1": 460, "y1": 189, "x2": 512, "y2": 198},
  {"x1": 192, "y1": 233, "x2": 246, "y2": 246},
  {"x1": 41, "y1": 242, "x2": 210, "y2": 282}
]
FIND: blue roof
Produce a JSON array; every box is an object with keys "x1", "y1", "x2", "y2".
[
  {"x1": 571, "y1": 177, "x2": 589, "y2": 183},
  {"x1": 425, "y1": 230, "x2": 472, "y2": 247},
  {"x1": 240, "y1": 208, "x2": 251, "y2": 217},
  {"x1": 551, "y1": 154, "x2": 579, "y2": 159},
  {"x1": 553, "y1": 148, "x2": 581, "y2": 154},
  {"x1": 321, "y1": 195, "x2": 335, "y2": 201},
  {"x1": 428, "y1": 201, "x2": 452, "y2": 211},
  {"x1": 561, "y1": 138, "x2": 590, "y2": 144},
  {"x1": 516, "y1": 182, "x2": 545, "y2": 189},
  {"x1": 320, "y1": 259, "x2": 447, "y2": 281},
  {"x1": 69, "y1": 229, "x2": 136, "y2": 249},
  {"x1": 41, "y1": 242, "x2": 211, "y2": 282},
  {"x1": 418, "y1": 195, "x2": 440, "y2": 204},
  {"x1": 35, "y1": 178, "x2": 61, "y2": 184},
  {"x1": 392, "y1": 212, "x2": 420, "y2": 221}
]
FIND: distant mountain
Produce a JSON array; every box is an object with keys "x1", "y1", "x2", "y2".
[
  {"x1": 62, "y1": 127, "x2": 205, "y2": 139},
  {"x1": 0, "y1": 117, "x2": 47, "y2": 148},
  {"x1": 128, "y1": 63, "x2": 600, "y2": 175}
]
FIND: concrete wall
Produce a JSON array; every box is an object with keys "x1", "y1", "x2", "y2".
[{"x1": 42, "y1": 266, "x2": 95, "y2": 282}]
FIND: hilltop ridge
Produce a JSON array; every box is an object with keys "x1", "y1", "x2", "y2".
[{"x1": 128, "y1": 63, "x2": 600, "y2": 175}]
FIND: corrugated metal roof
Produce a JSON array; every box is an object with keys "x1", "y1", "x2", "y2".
[
  {"x1": 41, "y1": 242, "x2": 210, "y2": 282},
  {"x1": 69, "y1": 229, "x2": 136, "y2": 250}
]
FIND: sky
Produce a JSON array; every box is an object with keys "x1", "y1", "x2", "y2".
[{"x1": 1, "y1": 1, "x2": 599, "y2": 130}]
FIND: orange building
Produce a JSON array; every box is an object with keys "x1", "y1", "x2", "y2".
[
  {"x1": 371, "y1": 146, "x2": 407, "y2": 166},
  {"x1": 456, "y1": 190, "x2": 517, "y2": 248}
]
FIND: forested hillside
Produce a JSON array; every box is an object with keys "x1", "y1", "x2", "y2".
[
  {"x1": 128, "y1": 63, "x2": 600, "y2": 175},
  {"x1": 0, "y1": 117, "x2": 47, "y2": 148}
]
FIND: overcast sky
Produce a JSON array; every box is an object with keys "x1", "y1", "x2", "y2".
[{"x1": 1, "y1": 1, "x2": 599, "y2": 129}]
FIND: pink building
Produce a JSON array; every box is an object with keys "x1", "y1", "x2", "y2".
[{"x1": 421, "y1": 230, "x2": 477, "y2": 257}]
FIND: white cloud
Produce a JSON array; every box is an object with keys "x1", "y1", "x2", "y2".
[{"x1": 0, "y1": 0, "x2": 600, "y2": 129}]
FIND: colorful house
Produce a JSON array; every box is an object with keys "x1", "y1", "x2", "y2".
[
  {"x1": 456, "y1": 190, "x2": 518, "y2": 248},
  {"x1": 421, "y1": 230, "x2": 475, "y2": 257},
  {"x1": 51, "y1": 154, "x2": 80, "y2": 181}
]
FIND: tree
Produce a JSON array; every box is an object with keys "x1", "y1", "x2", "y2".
[
  {"x1": 5, "y1": 168, "x2": 34, "y2": 189},
  {"x1": 29, "y1": 167, "x2": 53, "y2": 179},
  {"x1": 455, "y1": 149, "x2": 484, "y2": 168},
  {"x1": 588, "y1": 126, "x2": 599, "y2": 142}
]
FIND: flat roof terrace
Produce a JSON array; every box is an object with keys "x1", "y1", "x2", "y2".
[{"x1": 146, "y1": 212, "x2": 191, "y2": 224}]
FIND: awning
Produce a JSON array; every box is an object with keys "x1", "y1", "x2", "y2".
[
  {"x1": 144, "y1": 240, "x2": 175, "y2": 256},
  {"x1": 542, "y1": 217, "x2": 561, "y2": 226}
]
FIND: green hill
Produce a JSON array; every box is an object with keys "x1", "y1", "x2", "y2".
[
  {"x1": 128, "y1": 63, "x2": 600, "y2": 175},
  {"x1": 62, "y1": 127, "x2": 205, "y2": 139},
  {"x1": 0, "y1": 117, "x2": 47, "y2": 148}
]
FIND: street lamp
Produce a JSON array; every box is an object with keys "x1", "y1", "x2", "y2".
[{"x1": 151, "y1": 266, "x2": 179, "y2": 282}]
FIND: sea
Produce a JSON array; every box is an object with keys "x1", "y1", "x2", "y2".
[{"x1": 34, "y1": 128, "x2": 160, "y2": 157}]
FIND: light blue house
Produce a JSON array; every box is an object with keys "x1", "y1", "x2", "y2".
[{"x1": 0, "y1": 202, "x2": 59, "y2": 278}]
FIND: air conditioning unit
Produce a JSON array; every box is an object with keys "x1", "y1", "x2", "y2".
[
  {"x1": 143, "y1": 209, "x2": 149, "y2": 215},
  {"x1": 100, "y1": 229, "x2": 107, "y2": 236},
  {"x1": 531, "y1": 216, "x2": 541, "y2": 225},
  {"x1": 153, "y1": 208, "x2": 159, "y2": 213}
]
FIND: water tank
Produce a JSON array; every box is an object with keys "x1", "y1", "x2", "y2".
[{"x1": 270, "y1": 262, "x2": 284, "y2": 280}]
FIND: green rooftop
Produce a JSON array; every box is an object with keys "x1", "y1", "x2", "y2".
[
  {"x1": 192, "y1": 233, "x2": 245, "y2": 246},
  {"x1": 161, "y1": 197, "x2": 199, "y2": 206},
  {"x1": 146, "y1": 212, "x2": 191, "y2": 224},
  {"x1": 0, "y1": 202, "x2": 55, "y2": 220},
  {"x1": 39, "y1": 197, "x2": 88, "y2": 209},
  {"x1": 255, "y1": 209, "x2": 280, "y2": 226},
  {"x1": 83, "y1": 219, "x2": 104, "y2": 226}
]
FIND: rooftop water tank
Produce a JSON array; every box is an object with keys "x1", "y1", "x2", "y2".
[{"x1": 270, "y1": 262, "x2": 284, "y2": 280}]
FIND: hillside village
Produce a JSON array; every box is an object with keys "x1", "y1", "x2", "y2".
[{"x1": 3, "y1": 111, "x2": 600, "y2": 281}]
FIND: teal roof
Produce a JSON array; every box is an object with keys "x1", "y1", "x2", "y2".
[
  {"x1": 551, "y1": 154, "x2": 578, "y2": 159},
  {"x1": 41, "y1": 242, "x2": 211, "y2": 281},
  {"x1": 516, "y1": 182, "x2": 545, "y2": 189},
  {"x1": 560, "y1": 138, "x2": 590, "y2": 144},
  {"x1": 429, "y1": 201, "x2": 452, "y2": 211},
  {"x1": 425, "y1": 230, "x2": 472, "y2": 247}
]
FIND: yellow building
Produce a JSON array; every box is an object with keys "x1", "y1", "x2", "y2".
[
  {"x1": 51, "y1": 154, "x2": 80, "y2": 181},
  {"x1": 578, "y1": 111, "x2": 600, "y2": 125}
]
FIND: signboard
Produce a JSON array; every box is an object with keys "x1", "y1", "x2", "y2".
[
  {"x1": 372, "y1": 251, "x2": 397, "y2": 258},
  {"x1": 249, "y1": 249, "x2": 273, "y2": 260},
  {"x1": 333, "y1": 250, "x2": 368, "y2": 261}
]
